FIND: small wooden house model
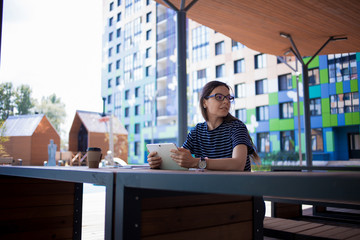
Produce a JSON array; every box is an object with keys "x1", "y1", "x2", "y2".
[
  {"x1": 68, "y1": 110, "x2": 128, "y2": 162},
  {"x1": 1, "y1": 114, "x2": 60, "y2": 166}
]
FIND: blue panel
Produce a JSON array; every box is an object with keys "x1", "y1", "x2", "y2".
[
  {"x1": 319, "y1": 55, "x2": 328, "y2": 70},
  {"x1": 278, "y1": 90, "x2": 293, "y2": 103},
  {"x1": 269, "y1": 105, "x2": 279, "y2": 119},
  {"x1": 343, "y1": 80, "x2": 351, "y2": 93},
  {"x1": 256, "y1": 121, "x2": 270, "y2": 132},
  {"x1": 294, "y1": 115, "x2": 304, "y2": 129},
  {"x1": 321, "y1": 84, "x2": 329, "y2": 98},
  {"x1": 309, "y1": 85, "x2": 321, "y2": 98},
  {"x1": 337, "y1": 113, "x2": 345, "y2": 126},
  {"x1": 310, "y1": 116, "x2": 323, "y2": 128},
  {"x1": 329, "y1": 83, "x2": 337, "y2": 95}
]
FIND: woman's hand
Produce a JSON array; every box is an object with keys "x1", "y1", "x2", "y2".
[
  {"x1": 147, "y1": 151, "x2": 162, "y2": 169},
  {"x1": 170, "y1": 147, "x2": 198, "y2": 168}
]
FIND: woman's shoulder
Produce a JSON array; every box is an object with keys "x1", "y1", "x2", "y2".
[
  {"x1": 191, "y1": 122, "x2": 207, "y2": 132},
  {"x1": 224, "y1": 119, "x2": 246, "y2": 129}
]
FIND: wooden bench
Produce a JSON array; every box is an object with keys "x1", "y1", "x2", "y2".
[{"x1": 264, "y1": 217, "x2": 360, "y2": 240}]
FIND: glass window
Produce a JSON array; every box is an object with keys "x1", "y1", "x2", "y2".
[
  {"x1": 108, "y1": 63, "x2": 112, "y2": 72},
  {"x1": 280, "y1": 131, "x2": 295, "y2": 151},
  {"x1": 135, "y1": 87, "x2": 140, "y2": 98},
  {"x1": 330, "y1": 92, "x2": 359, "y2": 114},
  {"x1": 135, "y1": 123, "x2": 140, "y2": 134},
  {"x1": 135, "y1": 105, "x2": 140, "y2": 115},
  {"x1": 108, "y1": 79, "x2": 112, "y2": 88},
  {"x1": 280, "y1": 102, "x2": 294, "y2": 119},
  {"x1": 108, "y1": 47, "x2": 113, "y2": 57},
  {"x1": 256, "y1": 106, "x2": 269, "y2": 121},
  {"x1": 310, "y1": 98, "x2": 321, "y2": 116},
  {"x1": 116, "y1": 44, "x2": 121, "y2": 54},
  {"x1": 278, "y1": 74, "x2": 292, "y2": 91},
  {"x1": 215, "y1": 41, "x2": 224, "y2": 55},
  {"x1": 107, "y1": 94, "x2": 112, "y2": 104},
  {"x1": 116, "y1": 76, "x2": 120, "y2": 86},
  {"x1": 216, "y1": 64, "x2": 225, "y2": 78},
  {"x1": 255, "y1": 79, "x2": 268, "y2": 95},
  {"x1": 118, "y1": 0, "x2": 121, "y2": 6},
  {"x1": 146, "y1": 47, "x2": 151, "y2": 58},
  {"x1": 231, "y1": 40, "x2": 245, "y2": 51},
  {"x1": 116, "y1": 59, "x2": 121, "y2": 70},
  {"x1": 109, "y1": 2, "x2": 114, "y2": 11},
  {"x1": 311, "y1": 128, "x2": 324, "y2": 152},
  {"x1": 309, "y1": 68, "x2": 320, "y2": 86},
  {"x1": 125, "y1": 107, "x2": 130, "y2": 117},
  {"x1": 146, "y1": 30, "x2": 151, "y2": 40},
  {"x1": 235, "y1": 108, "x2": 247, "y2": 123},
  {"x1": 146, "y1": 12, "x2": 152, "y2": 22},
  {"x1": 234, "y1": 59, "x2": 245, "y2": 74},
  {"x1": 109, "y1": 17, "x2": 113, "y2": 27},
  {"x1": 255, "y1": 54, "x2": 266, "y2": 69},
  {"x1": 117, "y1": 12, "x2": 121, "y2": 22},
  {"x1": 108, "y1": 32, "x2": 113, "y2": 42},
  {"x1": 125, "y1": 90, "x2": 130, "y2": 100},
  {"x1": 134, "y1": 141, "x2": 140, "y2": 156},
  {"x1": 191, "y1": 26, "x2": 209, "y2": 63},
  {"x1": 257, "y1": 132, "x2": 270, "y2": 153},
  {"x1": 235, "y1": 83, "x2": 246, "y2": 98},
  {"x1": 116, "y1": 28, "x2": 121, "y2": 38},
  {"x1": 328, "y1": 53, "x2": 357, "y2": 83}
]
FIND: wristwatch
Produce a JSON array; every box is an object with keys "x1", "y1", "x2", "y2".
[{"x1": 198, "y1": 157, "x2": 207, "y2": 169}]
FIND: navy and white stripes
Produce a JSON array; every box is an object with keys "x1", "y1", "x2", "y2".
[{"x1": 183, "y1": 120, "x2": 253, "y2": 171}]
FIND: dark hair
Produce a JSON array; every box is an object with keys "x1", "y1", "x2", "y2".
[{"x1": 200, "y1": 80, "x2": 260, "y2": 164}]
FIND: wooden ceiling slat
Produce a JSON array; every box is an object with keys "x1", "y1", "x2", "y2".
[{"x1": 155, "y1": 0, "x2": 360, "y2": 56}]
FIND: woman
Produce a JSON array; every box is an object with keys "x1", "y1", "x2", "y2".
[{"x1": 148, "y1": 80, "x2": 260, "y2": 171}]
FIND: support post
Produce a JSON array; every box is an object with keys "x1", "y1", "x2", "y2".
[{"x1": 302, "y1": 64, "x2": 312, "y2": 167}]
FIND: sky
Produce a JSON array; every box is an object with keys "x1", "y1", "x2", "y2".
[{"x1": 0, "y1": 0, "x2": 104, "y2": 139}]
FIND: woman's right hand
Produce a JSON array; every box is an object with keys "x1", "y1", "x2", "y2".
[{"x1": 147, "y1": 151, "x2": 162, "y2": 169}]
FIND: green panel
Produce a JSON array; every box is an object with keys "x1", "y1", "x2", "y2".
[
  {"x1": 330, "y1": 114, "x2": 338, "y2": 126},
  {"x1": 247, "y1": 109, "x2": 256, "y2": 123},
  {"x1": 279, "y1": 119, "x2": 294, "y2": 131},
  {"x1": 357, "y1": 52, "x2": 360, "y2": 61},
  {"x1": 350, "y1": 79, "x2": 358, "y2": 92},
  {"x1": 322, "y1": 113, "x2": 331, "y2": 127},
  {"x1": 336, "y1": 82, "x2": 343, "y2": 94},
  {"x1": 345, "y1": 112, "x2": 360, "y2": 125},
  {"x1": 321, "y1": 98, "x2": 330, "y2": 114},
  {"x1": 326, "y1": 131, "x2": 334, "y2": 152},
  {"x1": 295, "y1": 133, "x2": 305, "y2": 154},
  {"x1": 269, "y1": 118, "x2": 279, "y2": 131},
  {"x1": 353, "y1": 112, "x2": 360, "y2": 125},
  {"x1": 304, "y1": 56, "x2": 319, "y2": 69},
  {"x1": 294, "y1": 101, "x2": 299, "y2": 116},
  {"x1": 268, "y1": 92, "x2": 278, "y2": 105},
  {"x1": 345, "y1": 112, "x2": 352, "y2": 125},
  {"x1": 309, "y1": 85, "x2": 321, "y2": 98},
  {"x1": 270, "y1": 134, "x2": 280, "y2": 152},
  {"x1": 320, "y1": 69, "x2": 329, "y2": 84}
]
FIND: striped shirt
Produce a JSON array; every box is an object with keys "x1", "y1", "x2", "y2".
[{"x1": 182, "y1": 120, "x2": 253, "y2": 171}]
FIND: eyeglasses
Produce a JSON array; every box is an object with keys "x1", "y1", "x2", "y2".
[{"x1": 205, "y1": 93, "x2": 235, "y2": 102}]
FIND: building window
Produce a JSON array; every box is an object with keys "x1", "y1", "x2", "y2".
[
  {"x1": 330, "y1": 92, "x2": 359, "y2": 114},
  {"x1": 116, "y1": 59, "x2": 121, "y2": 70},
  {"x1": 146, "y1": 47, "x2": 151, "y2": 58},
  {"x1": 254, "y1": 53, "x2": 266, "y2": 69},
  {"x1": 193, "y1": 68, "x2": 207, "y2": 91},
  {"x1": 117, "y1": 12, "x2": 122, "y2": 22},
  {"x1": 280, "y1": 102, "x2": 294, "y2": 119},
  {"x1": 125, "y1": 90, "x2": 130, "y2": 100},
  {"x1": 145, "y1": 66, "x2": 151, "y2": 77},
  {"x1": 116, "y1": 28, "x2": 121, "y2": 38},
  {"x1": 311, "y1": 128, "x2": 324, "y2": 152},
  {"x1": 107, "y1": 95, "x2": 112, "y2": 104},
  {"x1": 278, "y1": 73, "x2": 292, "y2": 91},
  {"x1": 108, "y1": 79, "x2": 112, "y2": 88},
  {"x1": 215, "y1": 41, "x2": 224, "y2": 55},
  {"x1": 192, "y1": 26, "x2": 209, "y2": 63},
  {"x1": 310, "y1": 98, "x2": 321, "y2": 116},
  {"x1": 116, "y1": 44, "x2": 121, "y2": 54},
  {"x1": 280, "y1": 131, "x2": 295, "y2": 151},
  {"x1": 125, "y1": 107, "x2": 130, "y2": 117},
  {"x1": 109, "y1": 2, "x2": 114, "y2": 11},
  {"x1": 257, "y1": 132, "x2": 270, "y2": 153},
  {"x1": 135, "y1": 87, "x2": 140, "y2": 98},
  {"x1": 256, "y1": 106, "x2": 269, "y2": 121},
  {"x1": 135, "y1": 123, "x2": 140, "y2": 134},
  {"x1": 109, "y1": 17, "x2": 113, "y2": 26},
  {"x1": 117, "y1": 0, "x2": 121, "y2": 6},
  {"x1": 116, "y1": 76, "x2": 120, "y2": 86},
  {"x1": 108, "y1": 63, "x2": 112, "y2": 72},
  {"x1": 134, "y1": 141, "x2": 140, "y2": 156},
  {"x1": 235, "y1": 108, "x2": 247, "y2": 123},
  {"x1": 108, "y1": 47, "x2": 113, "y2": 57},
  {"x1": 308, "y1": 68, "x2": 320, "y2": 86},
  {"x1": 108, "y1": 32, "x2": 113, "y2": 42},
  {"x1": 232, "y1": 40, "x2": 245, "y2": 51},
  {"x1": 146, "y1": 12, "x2": 152, "y2": 22},
  {"x1": 235, "y1": 83, "x2": 246, "y2": 98},
  {"x1": 328, "y1": 53, "x2": 357, "y2": 83},
  {"x1": 255, "y1": 79, "x2": 268, "y2": 95},
  {"x1": 216, "y1": 64, "x2": 225, "y2": 78},
  {"x1": 234, "y1": 59, "x2": 245, "y2": 74},
  {"x1": 146, "y1": 30, "x2": 151, "y2": 40}
]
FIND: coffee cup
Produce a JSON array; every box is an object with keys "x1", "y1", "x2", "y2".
[{"x1": 87, "y1": 147, "x2": 102, "y2": 168}]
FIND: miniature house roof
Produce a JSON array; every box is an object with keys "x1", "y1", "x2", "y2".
[
  {"x1": 70, "y1": 110, "x2": 128, "y2": 135},
  {"x1": 1, "y1": 114, "x2": 46, "y2": 136}
]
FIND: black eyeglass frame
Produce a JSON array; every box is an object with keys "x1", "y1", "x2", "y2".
[{"x1": 205, "y1": 93, "x2": 235, "y2": 102}]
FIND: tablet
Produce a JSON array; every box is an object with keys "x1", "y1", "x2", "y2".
[{"x1": 146, "y1": 143, "x2": 188, "y2": 171}]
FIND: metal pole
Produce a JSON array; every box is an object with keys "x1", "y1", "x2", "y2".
[
  {"x1": 177, "y1": 10, "x2": 187, "y2": 147},
  {"x1": 302, "y1": 64, "x2": 312, "y2": 167},
  {"x1": 296, "y1": 73, "x2": 303, "y2": 165}
]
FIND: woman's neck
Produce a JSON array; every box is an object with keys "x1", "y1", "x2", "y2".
[{"x1": 206, "y1": 117, "x2": 223, "y2": 130}]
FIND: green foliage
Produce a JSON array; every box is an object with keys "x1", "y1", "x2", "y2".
[
  {"x1": 14, "y1": 85, "x2": 34, "y2": 115},
  {"x1": 0, "y1": 82, "x2": 15, "y2": 120},
  {"x1": 252, "y1": 151, "x2": 305, "y2": 172},
  {"x1": 0, "y1": 120, "x2": 9, "y2": 156}
]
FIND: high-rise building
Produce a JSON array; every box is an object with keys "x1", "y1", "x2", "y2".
[{"x1": 102, "y1": 0, "x2": 360, "y2": 164}]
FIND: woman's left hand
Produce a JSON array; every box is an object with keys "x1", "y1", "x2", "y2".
[{"x1": 170, "y1": 147, "x2": 198, "y2": 168}]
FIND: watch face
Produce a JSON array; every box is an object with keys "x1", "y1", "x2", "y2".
[{"x1": 199, "y1": 160, "x2": 206, "y2": 169}]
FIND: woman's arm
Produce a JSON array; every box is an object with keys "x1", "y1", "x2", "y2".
[{"x1": 170, "y1": 144, "x2": 248, "y2": 171}]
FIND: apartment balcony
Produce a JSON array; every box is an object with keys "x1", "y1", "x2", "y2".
[
  {"x1": 157, "y1": 30, "x2": 176, "y2": 42},
  {"x1": 157, "y1": 49, "x2": 172, "y2": 60},
  {"x1": 156, "y1": 67, "x2": 175, "y2": 78}
]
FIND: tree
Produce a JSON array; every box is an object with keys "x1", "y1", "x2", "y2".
[
  {"x1": 0, "y1": 82, "x2": 15, "y2": 120},
  {"x1": 34, "y1": 94, "x2": 66, "y2": 133},
  {"x1": 14, "y1": 85, "x2": 34, "y2": 115},
  {"x1": 0, "y1": 120, "x2": 9, "y2": 157}
]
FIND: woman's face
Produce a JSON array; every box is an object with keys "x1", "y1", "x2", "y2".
[{"x1": 203, "y1": 86, "x2": 231, "y2": 120}]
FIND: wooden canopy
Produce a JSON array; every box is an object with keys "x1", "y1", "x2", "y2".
[{"x1": 155, "y1": 0, "x2": 360, "y2": 56}]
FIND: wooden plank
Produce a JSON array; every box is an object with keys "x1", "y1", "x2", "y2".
[
  {"x1": 0, "y1": 205, "x2": 74, "y2": 221},
  {"x1": 141, "y1": 201, "x2": 252, "y2": 236},
  {"x1": 142, "y1": 194, "x2": 252, "y2": 210},
  {"x1": 0, "y1": 226, "x2": 73, "y2": 240},
  {"x1": 142, "y1": 221, "x2": 252, "y2": 240},
  {"x1": 317, "y1": 226, "x2": 360, "y2": 239},
  {"x1": 0, "y1": 182, "x2": 75, "y2": 196},
  {"x1": 298, "y1": 224, "x2": 337, "y2": 236},
  {"x1": 0, "y1": 194, "x2": 74, "y2": 208}
]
